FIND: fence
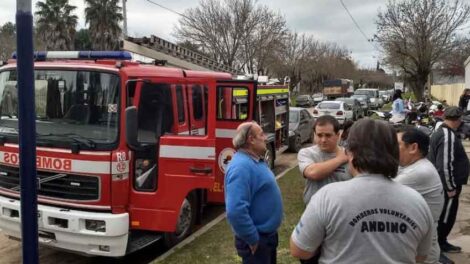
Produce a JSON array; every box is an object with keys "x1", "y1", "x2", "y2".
[{"x1": 430, "y1": 83, "x2": 465, "y2": 106}]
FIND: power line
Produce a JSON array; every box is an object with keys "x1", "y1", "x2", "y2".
[
  {"x1": 339, "y1": 0, "x2": 380, "y2": 52},
  {"x1": 145, "y1": 0, "x2": 188, "y2": 19}
]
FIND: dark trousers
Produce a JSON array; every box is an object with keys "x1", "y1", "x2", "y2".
[
  {"x1": 235, "y1": 232, "x2": 278, "y2": 264},
  {"x1": 438, "y1": 185, "x2": 462, "y2": 245}
]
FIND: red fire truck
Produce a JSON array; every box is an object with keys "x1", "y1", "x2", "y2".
[{"x1": 0, "y1": 51, "x2": 290, "y2": 256}]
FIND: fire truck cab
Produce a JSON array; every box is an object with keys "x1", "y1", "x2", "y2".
[{"x1": 0, "y1": 51, "x2": 290, "y2": 256}]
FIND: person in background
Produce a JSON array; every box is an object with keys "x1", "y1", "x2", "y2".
[
  {"x1": 432, "y1": 105, "x2": 444, "y2": 118},
  {"x1": 225, "y1": 121, "x2": 283, "y2": 264},
  {"x1": 390, "y1": 90, "x2": 406, "y2": 123},
  {"x1": 395, "y1": 126, "x2": 444, "y2": 264},
  {"x1": 458, "y1": 88, "x2": 470, "y2": 111},
  {"x1": 428, "y1": 107, "x2": 470, "y2": 258},
  {"x1": 290, "y1": 118, "x2": 434, "y2": 263}
]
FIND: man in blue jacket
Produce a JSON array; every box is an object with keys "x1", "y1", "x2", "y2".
[{"x1": 225, "y1": 121, "x2": 283, "y2": 264}]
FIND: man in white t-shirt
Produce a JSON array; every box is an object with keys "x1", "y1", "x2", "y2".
[
  {"x1": 297, "y1": 115, "x2": 351, "y2": 205},
  {"x1": 395, "y1": 126, "x2": 444, "y2": 264},
  {"x1": 290, "y1": 119, "x2": 434, "y2": 264}
]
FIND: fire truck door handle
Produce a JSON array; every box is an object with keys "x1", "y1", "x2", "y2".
[{"x1": 190, "y1": 167, "x2": 212, "y2": 174}]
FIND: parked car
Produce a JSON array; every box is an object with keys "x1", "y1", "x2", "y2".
[
  {"x1": 379, "y1": 90, "x2": 392, "y2": 103},
  {"x1": 312, "y1": 93, "x2": 325, "y2": 105},
  {"x1": 295, "y1": 94, "x2": 314, "y2": 107},
  {"x1": 335, "y1": 97, "x2": 363, "y2": 120},
  {"x1": 351, "y1": 94, "x2": 371, "y2": 116},
  {"x1": 289, "y1": 107, "x2": 314, "y2": 152},
  {"x1": 354, "y1": 88, "x2": 382, "y2": 109},
  {"x1": 312, "y1": 101, "x2": 353, "y2": 125}
]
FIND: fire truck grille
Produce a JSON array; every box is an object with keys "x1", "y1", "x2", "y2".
[{"x1": 0, "y1": 165, "x2": 99, "y2": 201}]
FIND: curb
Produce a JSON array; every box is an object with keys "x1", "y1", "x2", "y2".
[{"x1": 152, "y1": 163, "x2": 298, "y2": 263}]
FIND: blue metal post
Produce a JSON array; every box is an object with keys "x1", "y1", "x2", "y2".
[{"x1": 16, "y1": 0, "x2": 38, "y2": 263}]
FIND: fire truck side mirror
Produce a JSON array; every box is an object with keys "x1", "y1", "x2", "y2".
[{"x1": 126, "y1": 106, "x2": 143, "y2": 150}]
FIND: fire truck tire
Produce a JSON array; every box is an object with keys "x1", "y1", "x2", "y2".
[
  {"x1": 163, "y1": 192, "x2": 197, "y2": 248},
  {"x1": 265, "y1": 144, "x2": 275, "y2": 170}
]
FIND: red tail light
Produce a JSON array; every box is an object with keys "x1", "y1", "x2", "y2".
[
  {"x1": 313, "y1": 109, "x2": 318, "y2": 114},
  {"x1": 336, "y1": 111, "x2": 343, "y2": 116}
]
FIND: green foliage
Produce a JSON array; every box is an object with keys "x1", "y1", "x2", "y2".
[
  {"x1": 156, "y1": 167, "x2": 305, "y2": 264},
  {"x1": 0, "y1": 22, "x2": 16, "y2": 61},
  {"x1": 84, "y1": 0, "x2": 123, "y2": 50},
  {"x1": 35, "y1": 0, "x2": 78, "y2": 50},
  {"x1": 74, "y1": 29, "x2": 92, "y2": 51}
]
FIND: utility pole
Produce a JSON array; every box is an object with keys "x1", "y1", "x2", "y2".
[
  {"x1": 122, "y1": 0, "x2": 128, "y2": 37},
  {"x1": 16, "y1": 0, "x2": 39, "y2": 263}
]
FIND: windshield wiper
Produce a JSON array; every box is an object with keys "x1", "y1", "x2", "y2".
[{"x1": 37, "y1": 133, "x2": 97, "y2": 149}]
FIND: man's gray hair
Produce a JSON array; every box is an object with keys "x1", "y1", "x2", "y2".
[{"x1": 233, "y1": 122, "x2": 256, "y2": 149}]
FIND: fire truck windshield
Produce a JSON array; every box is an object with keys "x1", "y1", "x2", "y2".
[{"x1": 0, "y1": 69, "x2": 120, "y2": 150}]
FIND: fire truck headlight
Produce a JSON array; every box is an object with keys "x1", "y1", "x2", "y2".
[{"x1": 85, "y1": 219, "x2": 106, "y2": 232}]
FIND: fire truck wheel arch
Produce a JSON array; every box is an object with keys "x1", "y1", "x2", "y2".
[{"x1": 163, "y1": 191, "x2": 198, "y2": 248}]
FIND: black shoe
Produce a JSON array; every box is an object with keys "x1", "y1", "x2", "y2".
[
  {"x1": 439, "y1": 253, "x2": 455, "y2": 264},
  {"x1": 440, "y1": 241, "x2": 462, "y2": 253}
]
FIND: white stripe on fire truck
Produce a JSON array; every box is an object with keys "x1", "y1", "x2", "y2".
[
  {"x1": 215, "y1": 129, "x2": 237, "y2": 138},
  {"x1": 4, "y1": 143, "x2": 111, "y2": 156},
  {"x1": 0, "y1": 152, "x2": 110, "y2": 174},
  {"x1": 160, "y1": 145, "x2": 215, "y2": 160}
]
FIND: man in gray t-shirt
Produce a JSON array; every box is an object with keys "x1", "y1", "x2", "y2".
[
  {"x1": 395, "y1": 128, "x2": 444, "y2": 264},
  {"x1": 298, "y1": 115, "x2": 351, "y2": 204},
  {"x1": 291, "y1": 119, "x2": 434, "y2": 263}
]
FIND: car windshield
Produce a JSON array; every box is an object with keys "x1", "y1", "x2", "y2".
[
  {"x1": 0, "y1": 69, "x2": 120, "y2": 150},
  {"x1": 355, "y1": 90, "x2": 375, "y2": 97},
  {"x1": 352, "y1": 95, "x2": 367, "y2": 100},
  {"x1": 297, "y1": 95, "x2": 309, "y2": 100},
  {"x1": 317, "y1": 102, "x2": 340, "y2": 109},
  {"x1": 289, "y1": 111, "x2": 299, "y2": 123}
]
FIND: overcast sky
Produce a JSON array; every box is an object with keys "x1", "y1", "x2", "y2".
[{"x1": 1, "y1": 0, "x2": 469, "y2": 69}]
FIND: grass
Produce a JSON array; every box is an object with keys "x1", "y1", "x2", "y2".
[{"x1": 154, "y1": 167, "x2": 305, "y2": 264}]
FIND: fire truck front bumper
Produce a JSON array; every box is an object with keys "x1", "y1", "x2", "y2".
[{"x1": 0, "y1": 196, "x2": 129, "y2": 257}]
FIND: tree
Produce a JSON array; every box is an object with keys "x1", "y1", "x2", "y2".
[
  {"x1": 35, "y1": 0, "x2": 78, "y2": 50},
  {"x1": 84, "y1": 0, "x2": 123, "y2": 50},
  {"x1": 0, "y1": 22, "x2": 16, "y2": 61},
  {"x1": 438, "y1": 37, "x2": 470, "y2": 76},
  {"x1": 375, "y1": 0, "x2": 470, "y2": 100},
  {"x1": 175, "y1": 0, "x2": 287, "y2": 71},
  {"x1": 74, "y1": 29, "x2": 92, "y2": 50}
]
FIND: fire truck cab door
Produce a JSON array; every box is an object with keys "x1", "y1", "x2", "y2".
[
  {"x1": 208, "y1": 80, "x2": 256, "y2": 203},
  {"x1": 129, "y1": 79, "x2": 217, "y2": 232}
]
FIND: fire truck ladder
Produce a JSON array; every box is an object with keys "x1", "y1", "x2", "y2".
[{"x1": 120, "y1": 35, "x2": 240, "y2": 74}]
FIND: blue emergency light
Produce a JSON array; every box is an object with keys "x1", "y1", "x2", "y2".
[{"x1": 11, "y1": 51, "x2": 132, "y2": 61}]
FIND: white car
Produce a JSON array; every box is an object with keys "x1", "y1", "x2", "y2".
[{"x1": 312, "y1": 101, "x2": 354, "y2": 124}]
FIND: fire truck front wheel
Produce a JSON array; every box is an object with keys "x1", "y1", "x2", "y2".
[{"x1": 164, "y1": 192, "x2": 197, "y2": 248}]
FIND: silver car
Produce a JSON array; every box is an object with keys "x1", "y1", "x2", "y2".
[{"x1": 289, "y1": 107, "x2": 314, "y2": 152}]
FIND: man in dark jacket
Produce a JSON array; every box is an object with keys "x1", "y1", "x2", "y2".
[{"x1": 428, "y1": 106, "x2": 470, "y2": 255}]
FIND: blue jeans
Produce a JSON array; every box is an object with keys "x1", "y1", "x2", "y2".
[{"x1": 235, "y1": 232, "x2": 278, "y2": 264}]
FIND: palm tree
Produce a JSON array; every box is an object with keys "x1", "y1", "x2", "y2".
[
  {"x1": 84, "y1": 0, "x2": 123, "y2": 50},
  {"x1": 35, "y1": 0, "x2": 78, "y2": 50}
]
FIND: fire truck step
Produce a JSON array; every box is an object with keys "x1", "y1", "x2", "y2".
[{"x1": 126, "y1": 231, "x2": 162, "y2": 254}]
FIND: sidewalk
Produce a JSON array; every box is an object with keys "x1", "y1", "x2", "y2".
[{"x1": 446, "y1": 141, "x2": 470, "y2": 262}]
